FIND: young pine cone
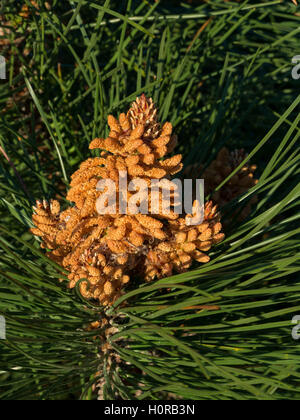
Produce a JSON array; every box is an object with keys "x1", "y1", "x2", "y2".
[
  {"x1": 31, "y1": 96, "x2": 224, "y2": 306},
  {"x1": 127, "y1": 93, "x2": 161, "y2": 141}
]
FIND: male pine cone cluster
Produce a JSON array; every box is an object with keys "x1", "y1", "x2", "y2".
[
  {"x1": 31, "y1": 95, "x2": 225, "y2": 306},
  {"x1": 185, "y1": 148, "x2": 258, "y2": 220}
]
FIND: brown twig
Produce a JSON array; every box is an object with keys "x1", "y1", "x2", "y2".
[{"x1": 187, "y1": 17, "x2": 213, "y2": 53}]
